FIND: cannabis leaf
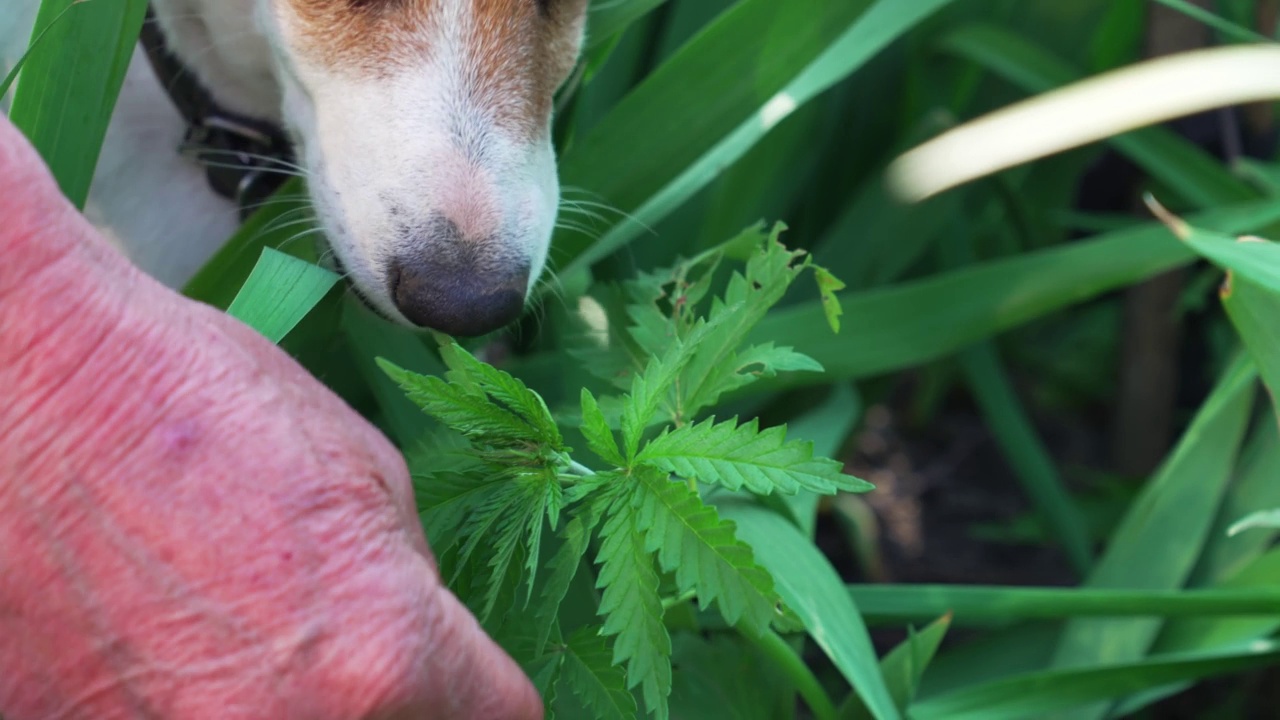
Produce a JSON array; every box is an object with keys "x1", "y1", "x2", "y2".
[
  {"x1": 437, "y1": 341, "x2": 564, "y2": 449},
  {"x1": 595, "y1": 488, "x2": 671, "y2": 719},
  {"x1": 383, "y1": 223, "x2": 859, "y2": 720},
  {"x1": 620, "y1": 315, "x2": 727, "y2": 461},
  {"x1": 412, "y1": 468, "x2": 507, "y2": 551},
  {"x1": 638, "y1": 416, "x2": 874, "y2": 495},
  {"x1": 561, "y1": 626, "x2": 638, "y2": 720},
  {"x1": 632, "y1": 467, "x2": 778, "y2": 634},
  {"x1": 580, "y1": 388, "x2": 625, "y2": 466},
  {"x1": 709, "y1": 342, "x2": 825, "y2": 398},
  {"x1": 676, "y1": 225, "x2": 815, "y2": 418},
  {"x1": 534, "y1": 502, "x2": 604, "y2": 654},
  {"x1": 380, "y1": 360, "x2": 538, "y2": 444},
  {"x1": 453, "y1": 478, "x2": 535, "y2": 620},
  {"x1": 814, "y1": 266, "x2": 847, "y2": 333}
]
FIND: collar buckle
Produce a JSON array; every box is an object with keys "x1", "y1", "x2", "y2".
[
  {"x1": 141, "y1": 7, "x2": 295, "y2": 220},
  {"x1": 179, "y1": 111, "x2": 294, "y2": 221}
]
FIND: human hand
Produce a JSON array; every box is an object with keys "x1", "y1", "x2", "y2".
[{"x1": 0, "y1": 115, "x2": 540, "y2": 720}]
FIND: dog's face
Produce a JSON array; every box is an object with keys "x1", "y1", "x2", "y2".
[{"x1": 264, "y1": 0, "x2": 588, "y2": 335}]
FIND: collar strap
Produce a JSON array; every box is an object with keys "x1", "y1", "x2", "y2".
[{"x1": 138, "y1": 9, "x2": 295, "y2": 220}]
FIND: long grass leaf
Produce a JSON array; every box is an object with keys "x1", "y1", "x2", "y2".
[
  {"x1": 1049, "y1": 356, "x2": 1257, "y2": 719},
  {"x1": 8, "y1": 0, "x2": 146, "y2": 208},
  {"x1": 849, "y1": 585, "x2": 1280, "y2": 625},
  {"x1": 720, "y1": 501, "x2": 900, "y2": 720},
  {"x1": 750, "y1": 202, "x2": 1280, "y2": 385}
]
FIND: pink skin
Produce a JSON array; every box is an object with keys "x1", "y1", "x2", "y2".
[{"x1": 0, "y1": 116, "x2": 541, "y2": 719}]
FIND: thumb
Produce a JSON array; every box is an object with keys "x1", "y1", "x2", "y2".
[{"x1": 392, "y1": 574, "x2": 544, "y2": 720}]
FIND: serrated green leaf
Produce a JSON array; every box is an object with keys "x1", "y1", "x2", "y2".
[
  {"x1": 524, "y1": 476, "x2": 564, "y2": 603},
  {"x1": 378, "y1": 359, "x2": 538, "y2": 444},
  {"x1": 528, "y1": 652, "x2": 563, "y2": 720},
  {"x1": 815, "y1": 267, "x2": 847, "y2": 334},
  {"x1": 437, "y1": 341, "x2": 564, "y2": 449},
  {"x1": 412, "y1": 469, "x2": 505, "y2": 552},
  {"x1": 620, "y1": 315, "x2": 725, "y2": 460},
  {"x1": 535, "y1": 503, "x2": 605, "y2": 655},
  {"x1": 436, "y1": 467, "x2": 561, "y2": 624},
  {"x1": 708, "y1": 343, "x2": 826, "y2": 400},
  {"x1": 581, "y1": 388, "x2": 625, "y2": 466},
  {"x1": 677, "y1": 228, "x2": 815, "y2": 417},
  {"x1": 638, "y1": 416, "x2": 873, "y2": 496},
  {"x1": 595, "y1": 488, "x2": 671, "y2": 719},
  {"x1": 493, "y1": 618, "x2": 563, "y2": 720},
  {"x1": 733, "y1": 342, "x2": 825, "y2": 376},
  {"x1": 454, "y1": 481, "x2": 530, "y2": 621},
  {"x1": 561, "y1": 626, "x2": 639, "y2": 720},
  {"x1": 631, "y1": 468, "x2": 778, "y2": 634}
]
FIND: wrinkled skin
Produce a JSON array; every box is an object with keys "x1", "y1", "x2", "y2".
[{"x1": 0, "y1": 116, "x2": 540, "y2": 720}]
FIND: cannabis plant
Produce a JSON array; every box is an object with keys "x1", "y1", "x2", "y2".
[{"x1": 381, "y1": 223, "x2": 862, "y2": 719}]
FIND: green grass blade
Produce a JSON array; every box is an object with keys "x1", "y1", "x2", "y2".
[
  {"x1": 182, "y1": 179, "x2": 313, "y2": 308},
  {"x1": 910, "y1": 641, "x2": 1280, "y2": 720},
  {"x1": 8, "y1": 0, "x2": 146, "y2": 208},
  {"x1": 1118, "y1": 548, "x2": 1280, "y2": 713},
  {"x1": 554, "y1": 0, "x2": 958, "y2": 276},
  {"x1": 224, "y1": 248, "x2": 339, "y2": 344},
  {"x1": 917, "y1": 623, "x2": 1062, "y2": 700},
  {"x1": 840, "y1": 614, "x2": 951, "y2": 720},
  {"x1": 1152, "y1": 0, "x2": 1272, "y2": 44},
  {"x1": 586, "y1": 0, "x2": 672, "y2": 48},
  {"x1": 719, "y1": 501, "x2": 900, "y2": 720},
  {"x1": 959, "y1": 339, "x2": 1093, "y2": 577},
  {"x1": 1049, "y1": 356, "x2": 1257, "y2": 718},
  {"x1": 1177, "y1": 221, "x2": 1280, "y2": 292},
  {"x1": 1189, "y1": 423, "x2": 1280, "y2": 586},
  {"x1": 1223, "y1": 272, "x2": 1280, "y2": 424},
  {"x1": 0, "y1": 1, "x2": 79, "y2": 100},
  {"x1": 750, "y1": 201, "x2": 1280, "y2": 384},
  {"x1": 848, "y1": 585, "x2": 1280, "y2": 626}
]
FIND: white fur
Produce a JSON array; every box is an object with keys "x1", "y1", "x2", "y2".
[
  {"x1": 3, "y1": 0, "x2": 571, "y2": 324},
  {"x1": 3, "y1": 1, "x2": 238, "y2": 287},
  {"x1": 271, "y1": 0, "x2": 558, "y2": 321}
]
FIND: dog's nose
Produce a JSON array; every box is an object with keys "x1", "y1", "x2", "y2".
[{"x1": 387, "y1": 253, "x2": 529, "y2": 337}]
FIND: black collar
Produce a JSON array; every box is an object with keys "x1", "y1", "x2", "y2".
[{"x1": 138, "y1": 9, "x2": 295, "y2": 220}]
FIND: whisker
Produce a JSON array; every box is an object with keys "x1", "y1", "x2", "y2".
[
  {"x1": 193, "y1": 160, "x2": 306, "y2": 179},
  {"x1": 258, "y1": 215, "x2": 319, "y2": 238},
  {"x1": 192, "y1": 149, "x2": 308, "y2": 175},
  {"x1": 237, "y1": 193, "x2": 311, "y2": 214}
]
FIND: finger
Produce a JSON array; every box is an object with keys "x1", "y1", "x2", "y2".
[{"x1": 399, "y1": 581, "x2": 545, "y2": 720}]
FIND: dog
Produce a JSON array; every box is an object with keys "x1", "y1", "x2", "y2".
[{"x1": 2, "y1": 0, "x2": 589, "y2": 336}]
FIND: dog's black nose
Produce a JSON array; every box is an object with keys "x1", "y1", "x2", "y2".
[{"x1": 387, "y1": 254, "x2": 529, "y2": 337}]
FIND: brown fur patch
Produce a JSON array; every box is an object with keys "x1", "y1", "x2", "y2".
[{"x1": 282, "y1": 0, "x2": 587, "y2": 139}]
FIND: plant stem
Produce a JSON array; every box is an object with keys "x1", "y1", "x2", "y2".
[
  {"x1": 746, "y1": 629, "x2": 837, "y2": 720},
  {"x1": 566, "y1": 459, "x2": 596, "y2": 477},
  {"x1": 660, "y1": 589, "x2": 697, "y2": 611}
]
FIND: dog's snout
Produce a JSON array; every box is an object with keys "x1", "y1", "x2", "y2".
[{"x1": 387, "y1": 250, "x2": 529, "y2": 337}]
